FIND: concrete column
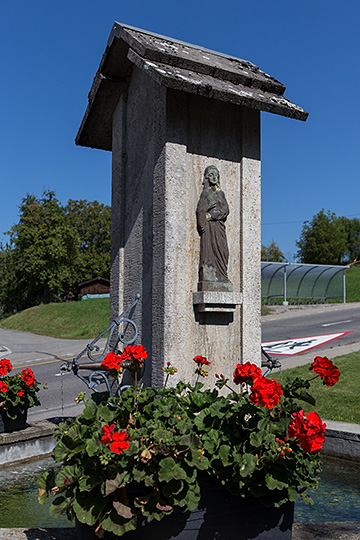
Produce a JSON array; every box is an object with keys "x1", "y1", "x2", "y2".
[{"x1": 240, "y1": 108, "x2": 261, "y2": 367}]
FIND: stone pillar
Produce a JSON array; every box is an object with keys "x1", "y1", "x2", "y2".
[
  {"x1": 111, "y1": 85, "x2": 260, "y2": 387},
  {"x1": 76, "y1": 23, "x2": 308, "y2": 388}
]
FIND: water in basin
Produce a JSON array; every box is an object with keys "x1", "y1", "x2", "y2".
[{"x1": 0, "y1": 455, "x2": 359, "y2": 527}]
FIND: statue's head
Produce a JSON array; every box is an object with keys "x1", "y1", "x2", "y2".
[{"x1": 203, "y1": 165, "x2": 220, "y2": 188}]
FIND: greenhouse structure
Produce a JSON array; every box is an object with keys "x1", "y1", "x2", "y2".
[{"x1": 261, "y1": 262, "x2": 347, "y2": 305}]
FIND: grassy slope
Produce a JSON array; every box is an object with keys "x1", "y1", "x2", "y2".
[
  {"x1": 1, "y1": 293, "x2": 359, "y2": 423},
  {"x1": 0, "y1": 298, "x2": 110, "y2": 339},
  {"x1": 346, "y1": 266, "x2": 360, "y2": 302},
  {"x1": 274, "y1": 351, "x2": 360, "y2": 424}
]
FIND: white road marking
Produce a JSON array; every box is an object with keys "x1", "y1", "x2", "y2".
[
  {"x1": 0, "y1": 346, "x2": 11, "y2": 357},
  {"x1": 321, "y1": 320, "x2": 351, "y2": 327},
  {"x1": 262, "y1": 331, "x2": 353, "y2": 356}
]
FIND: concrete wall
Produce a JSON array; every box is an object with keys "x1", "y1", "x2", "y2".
[
  {"x1": 111, "y1": 72, "x2": 261, "y2": 388},
  {"x1": 111, "y1": 67, "x2": 167, "y2": 386}
]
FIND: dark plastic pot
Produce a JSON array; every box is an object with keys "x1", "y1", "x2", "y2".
[
  {"x1": 1, "y1": 408, "x2": 28, "y2": 432},
  {"x1": 75, "y1": 483, "x2": 294, "y2": 540}
]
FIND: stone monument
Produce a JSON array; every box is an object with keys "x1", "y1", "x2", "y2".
[
  {"x1": 76, "y1": 23, "x2": 308, "y2": 387},
  {"x1": 196, "y1": 165, "x2": 232, "y2": 292}
]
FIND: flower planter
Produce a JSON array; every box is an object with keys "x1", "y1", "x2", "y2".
[
  {"x1": 1, "y1": 408, "x2": 28, "y2": 432},
  {"x1": 75, "y1": 484, "x2": 294, "y2": 540},
  {"x1": 39, "y1": 351, "x2": 335, "y2": 540}
]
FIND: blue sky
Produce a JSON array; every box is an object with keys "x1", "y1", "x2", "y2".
[{"x1": 1, "y1": 1, "x2": 359, "y2": 261}]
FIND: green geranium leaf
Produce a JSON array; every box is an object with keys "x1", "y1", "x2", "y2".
[
  {"x1": 49, "y1": 496, "x2": 70, "y2": 518},
  {"x1": 158, "y1": 457, "x2": 187, "y2": 482},
  {"x1": 172, "y1": 484, "x2": 200, "y2": 511},
  {"x1": 133, "y1": 469, "x2": 147, "y2": 483},
  {"x1": 79, "y1": 475, "x2": 99, "y2": 492},
  {"x1": 162, "y1": 479, "x2": 183, "y2": 498},
  {"x1": 82, "y1": 399, "x2": 97, "y2": 420},
  {"x1": 113, "y1": 501, "x2": 133, "y2": 519},
  {"x1": 237, "y1": 453, "x2": 257, "y2": 477},
  {"x1": 218, "y1": 444, "x2": 231, "y2": 465},
  {"x1": 288, "y1": 486, "x2": 300, "y2": 502},
  {"x1": 203, "y1": 429, "x2": 220, "y2": 452},
  {"x1": 193, "y1": 410, "x2": 212, "y2": 431},
  {"x1": 52, "y1": 440, "x2": 72, "y2": 462},
  {"x1": 265, "y1": 473, "x2": 288, "y2": 491},
  {"x1": 73, "y1": 490, "x2": 106, "y2": 526},
  {"x1": 101, "y1": 510, "x2": 137, "y2": 535},
  {"x1": 300, "y1": 491, "x2": 313, "y2": 505},
  {"x1": 37, "y1": 469, "x2": 56, "y2": 492},
  {"x1": 37, "y1": 470, "x2": 56, "y2": 503},
  {"x1": 86, "y1": 437, "x2": 101, "y2": 457},
  {"x1": 56, "y1": 465, "x2": 79, "y2": 488},
  {"x1": 250, "y1": 431, "x2": 265, "y2": 447},
  {"x1": 97, "y1": 404, "x2": 117, "y2": 423},
  {"x1": 105, "y1": 472, "x2": 129, "y2": 496}
]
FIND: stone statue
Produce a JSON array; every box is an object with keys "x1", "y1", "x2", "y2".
[{"x1": 196, "y1": 166, "x2": 233, "y2": 292}]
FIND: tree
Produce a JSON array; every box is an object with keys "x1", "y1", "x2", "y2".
[
  {"x1": 296, "y1": 209, "x2": 347, "y2": 265},
  {"x1": 0, "y1": 191, "x2": 111, "y2": 314},
  {"x1": 1, "y1": 191, "x2": 78, "y2": 311},
  {"x1": 65, "y1": 199, "x2": 111, "y2": 282},
  {"x1": 337, "y1": 216, "x2": 360, "y2": 264},
  {"x1": 261, "y1": 240, "x2": 285, "y2": 262}
]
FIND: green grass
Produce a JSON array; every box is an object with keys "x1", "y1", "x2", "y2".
[
  {"x1": 274, "y1": 351, "x2": 360, "y2": 424},
  {"x1": 0, "y1": 298, "x2": 110, "y2": 339},
  {"x1": 346, "y1": 266, "x2": 360, "y2": 302}
]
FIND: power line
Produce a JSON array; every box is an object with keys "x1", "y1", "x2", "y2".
[{"x1": 262, "y1": 220, "x2": 303, "y2": 226}]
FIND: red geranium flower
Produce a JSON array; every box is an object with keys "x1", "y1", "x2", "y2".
[
  {"x1": 101, "y1": 352, "x2": 123, "y2": 371},
  {"x1": 109, "y1": 431, "x2": 130, "y2": 454},
  {"x1": 120, "y1": 345, "x2": 148, "y2": 363},
  {"x1": 309, "y1": 356, "x2": 340, "y2": 386},
  {"x1": 233, "y1": 362, "x2": 262, "y2": 385},
  {"x1": 17, "y1": 389, "x2": 25, "y2": 397},
  {"x1": 0, "y1": 359, "x2": 13, "y2": 376},
  {"x1": 249, "y1": 376, "x2": 283, "y2": 410},
  {"x1": 288, "y1": 410, "x2": 326, "y2": 453},
  {"x1": 101, "y1": 423, "x2": 116, "y2": 445},
  {"x1": 20, "y1": 368, "x2": 36, "y2": 387},
  {"x1": 193, "y1": 355, "x2": 210, "y2": 366},
  {"x1": 0, "y1": 381, "x2": 8, "y2": 393}
]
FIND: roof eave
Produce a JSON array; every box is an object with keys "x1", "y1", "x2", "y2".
[{"x1": 76, "y1": 23, "x2": 308, "y2": 150}]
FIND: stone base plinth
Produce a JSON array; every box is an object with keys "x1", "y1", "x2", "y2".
[
  {"x1": 193, "y1": 291, "x2": 242, "y2": 312},
  {"x1": 198, "y1": 280, "x2": 233, "y2": 292}
]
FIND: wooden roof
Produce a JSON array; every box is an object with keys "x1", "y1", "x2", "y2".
[{"x1": 76, "y1": 23, "x2": 308, "y2": 151}]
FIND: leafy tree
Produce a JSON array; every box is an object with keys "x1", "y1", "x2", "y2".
[
  {"x1": 337, "y1": 216, "x2": 360, "y2": 264},
  {"x1": 261, "y1": 240, "x2": 285, "y2": 262},
  {"x1": 0, "y1": 243, "x2": 18, "y2": 314},
  {"x1": 1, "y1": 191, "x2": 78, "y2": 311},
  {"x1": 0, "y1": 191, "x2": 111, "y2": 314},
  {"x1": 296, "y1": 209, "x2": 347, "y2": 265},
  {"x1": 65, "y1": 199, "x2": 111, "y2": 282}
]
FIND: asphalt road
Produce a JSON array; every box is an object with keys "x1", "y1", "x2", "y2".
[
  {"x1": 1, "y1": 302, "x2": 360, "y2": 422},
  {"x1": 262, "y1": 302, "x2": 360, "y2": 369},
  {"x1": 0, "y1": 328, "x2": 107, "y2": 422},
  {"x1": 262, "y1": 302, "x2": 360, "y2": 346}
]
